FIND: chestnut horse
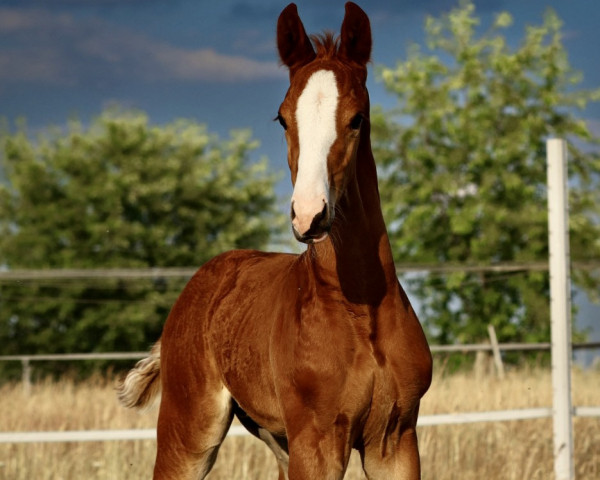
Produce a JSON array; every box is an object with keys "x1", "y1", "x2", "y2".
[{"x1": 118, "y1": 3, "x2": 432, "y2": 479}]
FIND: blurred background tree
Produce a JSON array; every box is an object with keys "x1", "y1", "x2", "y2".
[
  {"x1": 372, "y1": 1, "x2": 600, "y2": 350},
  {"x1": 0, "y1": 110, "x2": 285, "y2": 375}
]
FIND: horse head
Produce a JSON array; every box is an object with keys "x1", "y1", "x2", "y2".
[{"x1": 276, "y1": 2, "x2": 372, "y2": 244}]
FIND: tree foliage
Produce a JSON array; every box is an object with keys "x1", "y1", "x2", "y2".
[
  {"x1": 0, "y1": 110, "x2": 284, "y2": 371},
  {"x1": 372, "y1": 1, "x2": 600, "y2": 346}
]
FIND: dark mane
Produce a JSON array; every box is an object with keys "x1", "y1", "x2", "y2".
[{"x1": 310, "y1": 32, "x2": 339, "y2": 58}]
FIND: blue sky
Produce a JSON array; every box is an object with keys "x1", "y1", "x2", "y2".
[
  {"x1": 1, "y1": 0, "x2": 599, "y2": 182},
  {"x1": 1, "y1": 1, "x2": 599, "y2": 350}
]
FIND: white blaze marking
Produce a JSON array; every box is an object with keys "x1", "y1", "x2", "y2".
[{"x1": 292, "y1": 70, "x2": 338, "y2": 233}]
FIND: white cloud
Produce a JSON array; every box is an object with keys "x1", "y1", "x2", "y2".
[
  {"x1": 0, "y1": 7, "x2": 285, "y2": 85},
  {"x1": 152, "y1": 46, "x2": 283, "y2": 82}
]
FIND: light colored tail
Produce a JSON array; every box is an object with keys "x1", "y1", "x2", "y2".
[{"x1": 117, "y1": 341, "x2": 161, "y2": 410}]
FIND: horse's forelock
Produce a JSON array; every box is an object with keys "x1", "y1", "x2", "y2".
[{"x1": 310, "y1": 33, "x2": 340, "y2": 59}]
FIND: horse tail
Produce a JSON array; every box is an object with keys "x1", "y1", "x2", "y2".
[{"x1": 117, "y1": 341, "x2": 161, "y2": 410}]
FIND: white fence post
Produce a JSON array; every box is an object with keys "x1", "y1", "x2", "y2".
[{"x1": 547, "y1": 138, "x2": 574, "y2": 480}]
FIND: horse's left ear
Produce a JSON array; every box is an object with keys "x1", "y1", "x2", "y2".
[{"x1": 338, "y1": 2, "x2": 371, "y2": 66}]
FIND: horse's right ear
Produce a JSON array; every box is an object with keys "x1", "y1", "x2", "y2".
[{"x1": 277, "y1": 3, "x2": 316, "y2": 73}]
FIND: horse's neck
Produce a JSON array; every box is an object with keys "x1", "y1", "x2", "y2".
[{"x1": 307, "y1": 136, "x2": 397, "y2": 305}]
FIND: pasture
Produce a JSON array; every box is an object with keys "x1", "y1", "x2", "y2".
[{"x1": 0, "y1": 366, "x2": 598, "y2": 479}]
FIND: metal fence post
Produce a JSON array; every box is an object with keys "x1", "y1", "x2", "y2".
[{"x1": 547, "y1": 138, "x2": 574, "y2": 480}]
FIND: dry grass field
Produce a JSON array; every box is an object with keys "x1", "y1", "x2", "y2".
[{"x1": 0, "y1": 366, "x2": 598, "y2": 480}]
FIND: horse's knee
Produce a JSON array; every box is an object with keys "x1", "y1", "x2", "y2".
[
  {"x1": 361, "y1": 428, "x2": 421, "y2": 480},
  {"x1": 153, "y1": 445, "x2": 219, "y2": 480}
]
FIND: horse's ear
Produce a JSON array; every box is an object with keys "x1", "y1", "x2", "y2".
[
  {"x1": 277, "y1": 3, "x2": 316, "y2": 73},
  {"x1": 339, "y1": 2, "x2": 371, "y2": 66}
]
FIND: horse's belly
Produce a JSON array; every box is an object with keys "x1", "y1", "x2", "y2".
[{"x1": 225, "y1": 366, "x2": 285, "y2": 435}]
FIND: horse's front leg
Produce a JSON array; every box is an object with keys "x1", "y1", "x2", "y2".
[
  {"x1": 153, "y1": 328, "x2": 233, "y2": 480},
  {"x1": 286, "y1": 414, "x2": 354, "y2": 480}
]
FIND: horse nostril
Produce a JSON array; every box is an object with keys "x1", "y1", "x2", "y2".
[
  {"x1": 313, "y1": 202, "x2": 329, "y2": 226},
  {"x1": 319, "y1": 203, "x2": 328, "y2": 222},
  {"x1": 290, "y1": 201, "x2": 296, "y2": 220}
]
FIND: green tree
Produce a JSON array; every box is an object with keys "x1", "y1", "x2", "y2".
[
  {"x1": 0, "y1": 110, "x2": 284, "y2": 373},
  {"x1": 372, "y1": 2, "x2": 600, "y2": 347}
]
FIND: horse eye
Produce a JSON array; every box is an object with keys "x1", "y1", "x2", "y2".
[
  {"x1": 275, "y1": 113, "x2": 288, "y2": 130},
  {"x1": 350, "y1": 114, "x2": 364, "y2": 130}
]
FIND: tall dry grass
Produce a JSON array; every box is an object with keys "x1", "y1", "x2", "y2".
[{"x1": 0, "y1": 367, "x2": 598, "y2": 479}]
